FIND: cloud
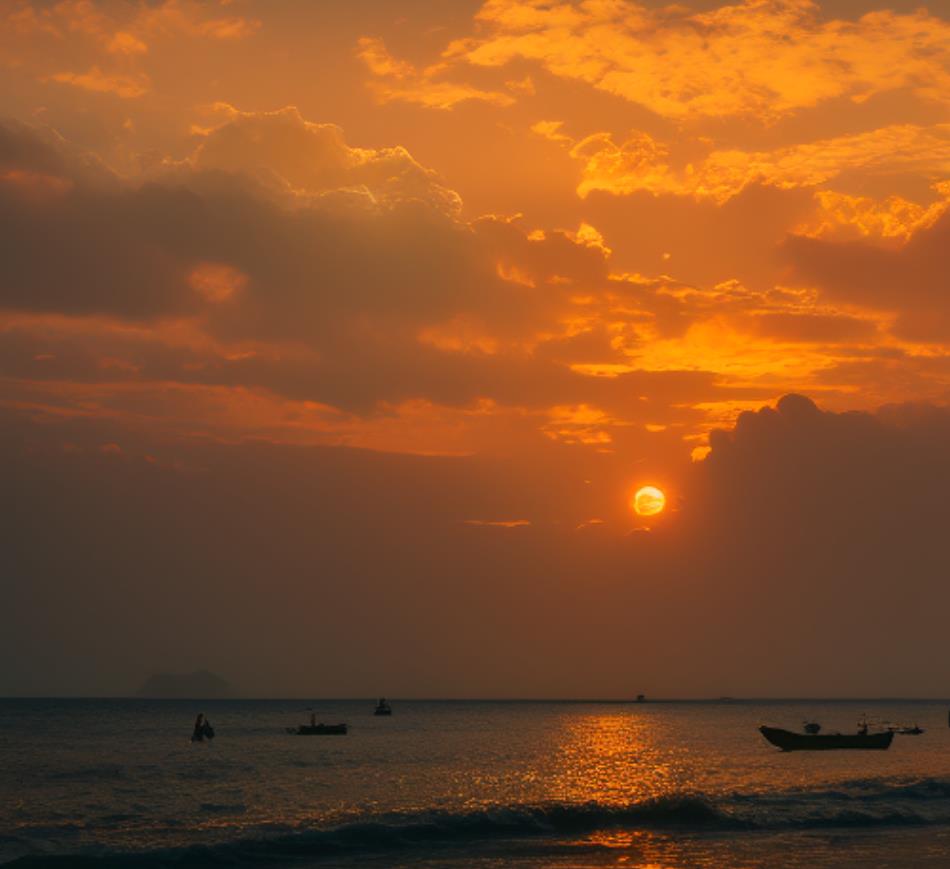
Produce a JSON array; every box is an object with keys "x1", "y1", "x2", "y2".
[
  {"x1": 0, "y1": 111, "x2": 740, "y2": 447},
  {"x1": 107, "y1": 31, "x2": 147, "y2": 55},
  {"x1": 786, "y1": 210, "x2": 950, "y2": 342},
  {"x1": 1, "y1": 0, "x2": 259, "y2": 101},
  {"x1": 47, "y1": 65, "x2": 149, "y2": 98},
  {"x1": 6, "y1": 0, "x2": 260, "y2": 44},
  {"x1": 795, "y1": 186, "x2": 950, "y2": 244},
  {"x1": 668, "y1": 393, "x2": 950, "y2": 695},
  {"x1": 542, "y1": 123, "x2": 950, "y2": 203},
  {"x1": 188, "y1": 104, "x2": 463, "y2": 214},
  {"x1": 0, "y1": 103, "x2": 943, "y2": 458},
  {"x1": 134, "y1": 0, "x2": 260, "y2": 41},
  {"x1": 356, "y1": 36, "x2": 515, "y2": 110},
  {"x1": 743, "y1": 311, "x2": 878, "y2": 344},
  {"x1": 445, "y1": 0, "x2": 950, "y2": 121}
]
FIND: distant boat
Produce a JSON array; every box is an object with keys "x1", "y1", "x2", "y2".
[
  {"x1": 287, "y1": 723, "x2": 348, "y2": 735},
  {"x1": 760, "y1": 725, "x2": 893, "y2": 751},
  {"x1": 889, "y1": 724, "x2": 924, "y2": 735},
  {"x1": 634, "y1": 694, "x2": 646, "y2": 703},
  {"x1": 374, "y1": 698, "x2": 392, "y2": 716}
]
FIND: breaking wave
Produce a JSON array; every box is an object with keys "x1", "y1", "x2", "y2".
[{"x1": 9, "y1": 778, "x2": 950, "y2": 867}]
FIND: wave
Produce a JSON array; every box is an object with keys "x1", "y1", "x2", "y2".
[{"x1": 9, "y1": 779, "x2": 950, "y2": 867}]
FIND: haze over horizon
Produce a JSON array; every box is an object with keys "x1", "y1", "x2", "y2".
[{"x1": 2, "y1": 0, "x2": 950, "y2": 700}]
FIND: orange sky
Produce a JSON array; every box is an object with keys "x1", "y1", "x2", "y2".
[{"x1": 3, "y1": 0, "x2": 950, "y2": 696}]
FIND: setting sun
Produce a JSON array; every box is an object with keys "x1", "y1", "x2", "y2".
[
  {"x1": 633, "y1": 486, "x2": 666, "y2": 516},
  {"x1": 6, "y1": 1, "x2": 950, "y2": 866}
]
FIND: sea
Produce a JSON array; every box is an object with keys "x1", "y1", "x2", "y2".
[{"x1": 4, "y1": 698, "x2": 950, "y2": 868}]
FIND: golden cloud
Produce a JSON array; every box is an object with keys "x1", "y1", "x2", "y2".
[
  {"x1": 447, "y1": 0, "x2": 950, "y2": 120},
  {"x1": 542, "y1": 123, "x2": 950, "y2": 203},
  {"x1": 186, "y1": 104, "x2": 464, "y2": 214},
  {"x1": 356, "y1": 36, "x2": 514, "y2": 110},
  {"x1": 0, "y1": 104, "x2": 946, "y2": 457},
  {"x1": 796, "y1": 186, "x2": 950, "y2": 244}
]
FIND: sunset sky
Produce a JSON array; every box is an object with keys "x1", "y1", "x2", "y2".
[{"x1": 3, "y1": 0, "x2": 950, "y2": 698}]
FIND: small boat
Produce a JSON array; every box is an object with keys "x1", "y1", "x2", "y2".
[
  {"x1": 287, "y1": 723, "x2": 348, "y2": 735},
  {"x1": 374, "y1": 698, "x2": 392, "y2": 716},
  {"x1": 760, "y1": 725, "x2": 893, "y2": 751},
  {"x1": 889, "y1": 724, "x2": 924, "y2": 735}
]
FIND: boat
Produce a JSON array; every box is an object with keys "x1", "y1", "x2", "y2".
[
  {"x1": 759, "y1": 725, "x2": 893, "y2": 751},
  {"x1": 374, "y1": 698, "x2": 392, "y2": 716},
  {"x1": 287, "y1": 723, "x2": 348, "y2": 735},
  {"x1": 888, "y1": 724, "x2": 924, "y2": 735}
]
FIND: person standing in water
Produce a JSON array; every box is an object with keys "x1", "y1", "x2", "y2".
[{"x1": 192, "y1": 713, "x2": 205, "y2": 742}]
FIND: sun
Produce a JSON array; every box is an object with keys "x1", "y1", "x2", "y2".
[{"x1": 632, "y1": 486, "x2": 666, "y2": 516}]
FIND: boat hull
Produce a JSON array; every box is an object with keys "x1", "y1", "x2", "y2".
[{"x1": 759, "y1": 725, "x2": 893, "y2": 751}]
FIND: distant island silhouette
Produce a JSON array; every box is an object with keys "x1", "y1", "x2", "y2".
[{"x1": 137, "y1": 669, "x2": 234, "y2": 698}]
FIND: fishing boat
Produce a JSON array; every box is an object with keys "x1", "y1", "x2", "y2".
[
  {"x1": 888, "y1": 724, "x2": 924, "y2": 735},
  {"x1": 374, "y1": 698, "x2": 392, "y2": 716},
  {"x1": 759, "y1": 724, "x2": 893, "y2": 751},
  {"x1": 287, "y1": 723, "x2": 348, "y2": 735}
]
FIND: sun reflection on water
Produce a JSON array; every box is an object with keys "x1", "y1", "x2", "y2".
[{"x1": 546, "y1": 712, "x2": 680, "y2": 806}]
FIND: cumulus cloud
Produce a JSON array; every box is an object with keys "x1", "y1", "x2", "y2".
[
  {"x1": 187, "y1": 105, "x2": 463, "y2": 214},
  {"x1": 665, "y1": 393, "x2": 950, "y2": 695},
  {"x1": 0, "y1": 110, "x2": 739, "y2": 446}
]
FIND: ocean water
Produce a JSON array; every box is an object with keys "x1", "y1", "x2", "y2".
[{"x1": 3, "y1": 699, "x2": 950, "y2": 867}]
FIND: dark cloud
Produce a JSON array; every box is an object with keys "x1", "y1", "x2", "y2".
[
  {"x1": 0, "y1": 114, "x2": 746, "y2": 423},
  {"x1": 674, "y1": 394, "x2": 950, "y2": 695},
  {"x1": 584, "y1": 183, "x2": 815, "y2": 291},
  {"x1": 747, "y1": 312, "x2": 878, "y2": 343},
  {"x1": 785, "y1": 211, "x2": 950, "y2": 342}
]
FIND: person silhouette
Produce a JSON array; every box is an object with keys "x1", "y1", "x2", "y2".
[{"x1": 192, "y1": 713, "x2": 205, "y2": 742}]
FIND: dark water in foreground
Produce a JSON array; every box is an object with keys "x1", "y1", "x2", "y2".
[{"x1": 4, "y1": 699, "x2": 950, "y2": 867}]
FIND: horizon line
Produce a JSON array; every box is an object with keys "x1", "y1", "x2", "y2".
[{"x1": 3, "y1": 695, "x2": 950, "y2": 703}]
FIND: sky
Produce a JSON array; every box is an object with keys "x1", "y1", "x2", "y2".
[{"x1": 2, "y1": 0, "x2": 950, "y2": 698}]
